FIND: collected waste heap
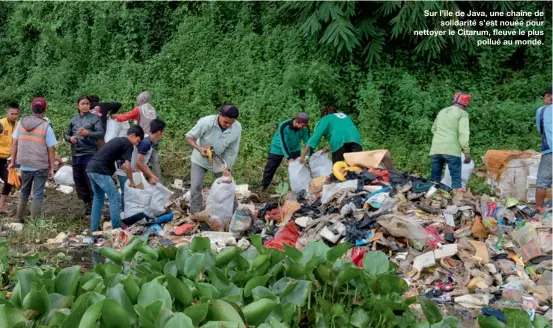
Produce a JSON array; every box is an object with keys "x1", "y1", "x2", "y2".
[{"x1": 44, "y1": 150, "x2": 552, "y2": 325}]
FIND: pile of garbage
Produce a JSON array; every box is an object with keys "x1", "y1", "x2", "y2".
[{"x1": 42, "y1": 149, "x2": 552, "y2": 323}]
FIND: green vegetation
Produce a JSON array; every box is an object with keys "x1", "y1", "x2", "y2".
[
  {"x1": 0, "y1": 236, "x2": 463, "y2": 327},
  {"x1": 0, "y1": 1, "x2": 550, "y2": 187}
]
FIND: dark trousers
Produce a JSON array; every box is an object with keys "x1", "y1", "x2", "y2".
[
  {"x1": 261, "y1": 151, "x2": 300, "y2": 189},
  {"x1": 430, "y1": 154, "x2": 462, "y2": 189},
  {"x1": 332, "y1": 142, "x2": 362, "y2": 163},
  {"x1": 73, "y1": 163, "x2": 93, "y2": 203},
  {"x1": 20, "y1": 169, "x2": 48, "y2": 203},
  {"x1": 0, "y1": 158, "x2": 12, "y2": 196}
]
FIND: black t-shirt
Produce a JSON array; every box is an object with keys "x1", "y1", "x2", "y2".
[
  {"x1": 87, "y1": 137, "x2": 134, "y2": 176},
  {"x1": 93, "y1": 102, "x2": 122, "y2": 129}
]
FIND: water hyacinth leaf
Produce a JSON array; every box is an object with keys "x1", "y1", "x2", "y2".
[
  {"x1": 249, "y1": 235, "x2": 264, "y2": 253},
  {"x1": 190, "y1": 237, "x2": 211, "y2": 253},
  {"x1": 153, "y1": 308, "x2": 174, "y2": 328},
  {"x1": 215, "y1": 247, "x2": 241, "y2": 267},
  {"x1": 81, "y1": 277, "x2": 103, "y2": 292},
  {"x1": 77, "y1": 299, "x2": 104, "y2": 328},
  {"x1": 315, "y1": 263, "x2": 335, "y2": 283},
  {"x1": 351, "y1": 307, "x2": 370, "y2": 327},
  {"x1": 252, "y1": 286, "x2": 279, "y2": 302},
  {"x1": 160, "y1": 246, "x2": 178, "y2": 260},
  {"x1": 103, "y1": 262, "x2": 123, "y2": 276},
  {"x1": 477, "y1": 315, "x2": 506, "y2": 328},
  {"x1": 61, "y1": 292, "x2": 105, "y2": 328},
  {"x1": 163, "y1": 261, "x2": 178, "y2": 277},
  {"x1": 242, "y1": 298, "x2": 276, "y2": 326},
  {"x1": 176, "y1": 246, "x2": 191, "y2": 275},
  {"x1": 268, "y1": 262, "x2": 283, "y2": 277},
  {"x1": 280, "y1": 303, "x2": 296, "y2": 324},
  {"x1": 47, "y1": 309, "x2": 70, "y2": 327},
  {"x1": 201, "y1": 322, "x2": 240, "y2": 328},
  {"x1": 22, "y1": 285, "x2": 50, "y2": 317},
  {"x1": 184, "y1": 253, "x2": 205, "y2": 279},
  {"x1": 326, "y1": 242, "x2": 351, "y2": 262},
  {"x1": 49, "y1": 293, "x2": 73, "y2": 310},
  {"x1": 244, "y1": 275, "x2": 270, "y2": 297},
  {"x1": 105, "y1": 284, "x2": 137, "y2": 325},
  {"x1": 362, "y1": 251, "x2": 389, "y2": 277},
  {"x1": 220, "y1": 283, "x2": 243, "y2": 304},
  {"x1": 138, "y1": 281, "x2": 172, "y2": 310},
  {"x1": 204, "y1": 250, "x2": 217, "y2": 268},
  {"x1": 532, "y1": 316, "x2": 551, "y2": 328},
  {"x1": 300, "y1": 241, "x2": 329, "y2": 266},
  {"x1": 431, "y1": 316, "x2": 463, "y2": 328},
  {"x1": 162, "y1": 313, "x2": 194, "y2": 328},
  {"x1": 371, "y1": 275, "x2": 409, "y2": 294},
  {"x1": 207, "y1": 299, "x2": 245, "y2": 328},
  {"x1": 197, "y1": 283, "x2": 220, "y2": 300},
  {"x1": 166, "y1": 274, "x2": 192, "y2": 306},
  {"x1": 230, "y1": 271, "x2": 257, "y2": 286},
  {"x1": 121, "y1": 276, "x2": 140, "y2": 304},
  {"x1": 240, "y1": 247, "x2": 259, "y2": 261},
  {"x1": 280, "y1": 280, "x2": 311, "y2": 307},
  {"x1": 269, "y1": 249, "x2": 286, "y2": 266},
  {"x1": 505, "y1": 309, "x2": 532, "y2": 328},
  {"x1": 184, "y1": 303, "x2": 209, "y2": 326},
  {"x1": 336, "y1": 264, "x2": 362, "y2": 285},
  {"x1": 316, "y1": 312, "x2": 329, "y2": 328},
  {"x1": 271, "y1": 277, "x2": 295, "y2": 294},
  {"x1": 16, "y1": 268, "x2": 38, "y2": 301},
  {"x1": 285, "y1": 263, "x2": 304, "y2": 279},
  {"x1": 55, "y1": 266, "x2": 80, "y2": 297},
  {"x1": 10, "y1": 283, "x2": 21, "y2": 307},
  {"x1": 100, "y1": 299, "x2": 131, "y2": 328},
  {"x1": 0, "y1": 304, "x2": 26, "y2": 327},
  {"x1": 134, "y1": 305, "x2": 155, "y2": 328},
  {"x1": 103, "y1": 273, "x2": 126, "y2": 288},
  {"x1": 206, "y1": 266, "x2": 230, "y2": 290},
  {"x1": 417, "y1": 296, "x2": 443, "y2": 324}
]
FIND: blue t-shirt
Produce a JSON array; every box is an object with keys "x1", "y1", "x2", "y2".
[
  {"x1": 536, "y1": 104, "x2": 552, "y2": 155},
  {"x1": 12, "y1": 122, "x2": 57, "y2": 171}
]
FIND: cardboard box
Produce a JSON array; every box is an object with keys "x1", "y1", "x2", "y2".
[{"x1": 309, "y1": 176, "x2": 326, "y2": 194}]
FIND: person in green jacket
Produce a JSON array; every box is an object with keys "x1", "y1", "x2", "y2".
[
  {"x1": 300, "y1": 106, "x2": 362, "y2": 164},
  {"x1": 429, "y1": 92, "x2": 472, "y2": 190},
  {"x1": 261, "y1": 112, "x2": 310, "y2": 191}
]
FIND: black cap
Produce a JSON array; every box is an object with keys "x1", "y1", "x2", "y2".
[
  {"x1": 220, "y1": 104, "x2": 239, "y2": 119},
  {"x1": 545, "y1": 87, "x2": 552, "y2": 96}
]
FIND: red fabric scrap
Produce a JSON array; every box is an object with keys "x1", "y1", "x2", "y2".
[
  {"x1": 351, "y1": 247, "x2": 367, "y2": 268},
  {"x1": 264, "y1": 221, "x2": 299, "y2": 251}
]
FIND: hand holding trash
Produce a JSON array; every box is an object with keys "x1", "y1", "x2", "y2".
[
  {"x1": 70, "y1": 136, "x2": 78, "y2": 144},
  {"x1": 200, "y1": 144, "x2": 212, "y2": 158},
  {"x1": 223, "y1": 169, "x2": 232, "y2": 178},
  {"x1": 284, "y1": 159, "x2": 293, "y2": 167},
  {"x1": 464, "y1": 153, "x2": 472, "y2": 164},
  {"x1": 147, "y1": 175, "x2": 159, "y2": 185},
  {"x1": 321, "y1": 146, "x2": 331, "y2": 153}
]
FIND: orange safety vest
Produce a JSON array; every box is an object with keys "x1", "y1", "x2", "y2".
[{"x1": 0, "y1": 118, "x2": 16, "y2": 159}]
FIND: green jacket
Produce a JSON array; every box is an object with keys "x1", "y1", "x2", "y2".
[
  {"x1": 307, "y1": 113, "x2": 361, "y2": 152},
  {"x1": 430, "y1": 105, "x2": 470, "y2": 157},
  {"x1": 269, "y1": 119, "x2": 310, "y2": 159}
]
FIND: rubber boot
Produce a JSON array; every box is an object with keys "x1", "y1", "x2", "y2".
[
  {"x1": 30, "y1": 202, "x2": 42, "y2": 220},
  {"x1": 16, "y1": 200, "x2": 28, "y2": 223}
]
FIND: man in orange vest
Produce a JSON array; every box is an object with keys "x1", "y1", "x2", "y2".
[
  {"x1": 0, "y1": 102, "x2": 19, "y2": 213},
  {"x1": 8, "y1": 98, "x2": 57, "y2": 223}
]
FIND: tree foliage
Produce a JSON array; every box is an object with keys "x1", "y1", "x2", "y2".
[{"x1": 0, "y1": 1, "x2": 549, "y2": 186}]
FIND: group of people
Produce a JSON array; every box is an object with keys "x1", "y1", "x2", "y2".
[{"x1": 0, "y1": 88, "x2": 550, "y2": 232}]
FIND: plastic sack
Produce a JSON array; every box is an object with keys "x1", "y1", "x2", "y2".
[
  {"x1": 124, "y1": 176, "x2": 153, "y2": 218},
  {"x1": 309, "y1": 151, "x2": 332, "y2": 178},
  {"x1": 229, "y1": 206, "x2": 253, "y2": 237},
  {"x1": 205, "y1": 177, "x2": 236, "y2": 231},
  {"x1": 8, "y1": 168, "x2": 20, "y2": 189},
  {"x1": 104, "y1": 118, "x2": 121, "y2": 143},
  {"x1": 264, "y1": 221, "x2": 299, "y2": 251},
  {"x1": 288, "y1": 159, "x2": 310, "y2": 193},
  {"x1": 321, "y1": 180, "x2": 358, "y2": 204},
  {"x1": 377, "y1": 214, "x2": 428, "y2": 240},
  {"x1": 441, "y1": 153, "x2": 474, "y2": 188},
  {"x1": 117, "y1": 121, "x2": 130, "y2": 138},
  {"x1": 54, "y1": 166, "x2": 74, "y2": 186},
  {"x1": 149, "y1": 183, "x2": 174, "y2": 216}
]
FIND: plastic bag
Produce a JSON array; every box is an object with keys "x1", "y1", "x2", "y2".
[
  {"x1": 124, "y1": 176, "x2": 153, "y2": 218},
  {"x1": 104, "y1": 118, "x2": 121, "y2": 143},
  {"x1": 264, "y1": 221, "x2": 299, "y2": 251},
  {"x1": 309, "y1": 151, "x2": 332, "y2": 178},
  {"x1": 377, "y1": 214, "x2": 428, "y2": 240},
  {"x1": 205, "y1": 177, "x2": 236, "y2": 231},
  {"x1": 441, "y1": 153, "x2": 474, "y2": 188},
  {"x1": 54, "y1": 166, "x2": 74, "y2": 186},
  {"x1": 288, "y1": 159, "x2": 310, "y2": 193},
  {"x1": 117, "y1": 121, "x2": 130, "y2": 138},
  {"x1": 229, "y1": 206, "x2": 253, "y2": 237},
  {"x1": 8, "y1": 168, "x2": 20, "y2": 189},
  {"x1": 321, "y1": 180, "x2": 358, "y2": 204},
  {"x1": 149, "y1": 183, "x2": 174, "y2": 216}
]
